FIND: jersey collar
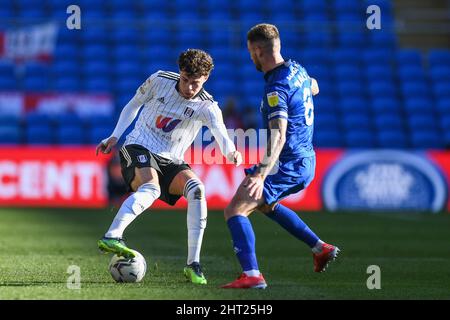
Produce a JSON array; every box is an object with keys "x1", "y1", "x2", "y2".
[{"x1": 264, "y1": 59, "x2": 291, "y2": 82}]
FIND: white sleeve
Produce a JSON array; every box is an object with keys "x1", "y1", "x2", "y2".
[
  {"x1": 203, "y1": 103, "x2": 236, "y2": 156},
  {"x1": 135, "y1": 72, "x2": 158, "y2": 104},
  {"x1": 105, "y1": 73, "x2": 159, "y2": 141},
  {"x1": 108, "y1": 94, "x2": 142, "y2": 140}
]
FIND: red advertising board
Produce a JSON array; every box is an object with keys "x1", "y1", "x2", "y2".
[
  {"x1": 0, "y1": 147, "x2": 111, "y2": 207},
  {"x1": 0, "y1": 147, "x2": 448, "y2": 211}
]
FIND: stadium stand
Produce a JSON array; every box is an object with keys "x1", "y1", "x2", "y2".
[{"x1": 0, "y1": 0, "x2": 448, "y2": 148}]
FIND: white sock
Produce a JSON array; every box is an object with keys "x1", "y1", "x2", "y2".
[
  {"x1": 244, "y1": 270, "x2": 261, "y2": 277},
  {"x1": 105, "y1": 183, "x2": 160, "y2": 238},
  {"x1": 312, "y1": 240, "x2": 325, "y2": 254},
  {"x1": 184, "y1": 179, "x2": 207, "y2": 265}
]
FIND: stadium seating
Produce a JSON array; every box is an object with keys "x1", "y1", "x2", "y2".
[{"x1": 0, "y1": 0, "x2": 448, "y2": 150}]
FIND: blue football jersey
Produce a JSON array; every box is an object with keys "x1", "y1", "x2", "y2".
[{"x1": 261, "y1": 59, "x2": 315, "y2": 160}]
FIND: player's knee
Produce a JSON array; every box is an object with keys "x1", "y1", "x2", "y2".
[
  {"x1": 184, "y1": 179, "x2": 205, "y2": 201},
  {"x1": 129, "y1": 182, "x2": 160, "y2": 215}
]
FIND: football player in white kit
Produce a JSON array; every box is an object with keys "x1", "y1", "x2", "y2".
[{"x1": 96, "y1": 49, "x2": 242, "y2": 285}]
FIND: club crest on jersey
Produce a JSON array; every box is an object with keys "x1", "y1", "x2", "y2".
[
  {"x1": 183, "y1": 107, "x2": 194, "y2": 118},
  {"x1": 137, "y1": 155, "x2": 147, "y2": 163},
  {"x1": 267, "y1": 91, "x2": 279, "y2": 107},
  {"x1": 156, "y1": 115, "x2": 182, "y2": 132}
]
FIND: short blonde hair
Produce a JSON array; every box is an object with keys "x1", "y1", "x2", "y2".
[{"x1": 247, "y1": 23, "x2": 280, "y2": 49}]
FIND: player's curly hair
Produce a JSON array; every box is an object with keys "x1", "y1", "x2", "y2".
[
  {"x1": 177, "y1": 49, "x2": 214, "y2": 77},
  {"x1": 247, "y1": 23, "x2": 280, "y2": 48}
]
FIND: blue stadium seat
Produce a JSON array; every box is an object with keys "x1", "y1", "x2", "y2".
[
  {"x1": 314, "y1": 129, "x2": 344, "y2": 148},
  {"x1": 430, "y1": 66, "x2": 450, "y2": 82},
  {"x1": 429, "y1": 49, "x2": 450, "y2": 67},
  {"x1": 342, "y1": 113, "x2": 372, "y2": 130},
  {"x1": 57, "y1": 125, "x2": 85, "y2": 145},
  {"x1": 82, "y1": 61, "x2": 110, "y2": 78},
  {"x1": 334, "y1": 65, "x2": 362, "y2": 81},
  {"x1": 84, "y1": 115, "x2": 116, "y2": 130},
  {"x1": 372, "y1": 97, "x2": 401, "y2": 115},
  {"x1": 330, "y1": 48, "x2": 361, "y2": 65},
  {"x1": 433, "y1": 82, "x2": 450, "y2": 99},
  {"x1": 80, "y1": 28, "x2": 108, "y2": 44},
  {"x1": 377, "y1": 130, "x2": 408, "y2": 148},
  {"x1": 333, "y1": 0, "x2": 363, "y2": 13},
  {"x1": 411, "y1": 131, "x2": 444, "y2": 149},
  {"x1": 337, "y1": 32, "x2": 366, "y2": 49},
  {"x1": 81, "y1": 45, "x2": 110, "y2": 61},
  {"x1": 0, "y1": 61, "x2": 15, "y2": 78},
  {"x1": 362, "y1": 48, "x2": 393, "y2": 65},
  {"x1": 143, "y1": 10, "x2": 170, "y2": 22},
  {"x1": 368, "y1": 31, "x2": 396, "y2": 48},
  {"x1": 54, "y1": 43, "x2": 79, "y2": 60},
  {"x1": 396, "y1": 49, "x2": 423, "y2": 66},
  {"x1": 407, "y1": 114, "x2": 436, "y2": 130},
  {"x1": 398, "y1": 66, "x2": 426, "y2": 81},
  {"x1": 337, "y1": 82, "x2": 366, "y2": 99},
  {"x1": 366, "y1": 65, "x2": 394, "y2": 80},
  {"x1": 54, "y1": 114, "x2": 83, "y2": 128},
  {"x1": 25, "y1": 125, "x2": 54, "y2": 144},
  {"x1": 313, "y1": 96, "x2": 336, "y2": 113},
  {"x1": 23, "y1": 76, "x2": 49, "y2": 91},
  {"x1": 51, "y1": 60, "x2": 79, "y2": 77},
  {"x1": 111, "y1": 29, "x2": 139, "y2": 44},
  {"x1": 339, "y1": 97, "x2": 370, "y2": 115},
  {"x1": 300, "y1": 0, "x2": 327, "y2": 12},
  {"x1": 0, "y1": 126, "x2": 21, "y2": 144},
  {"x1": 204, "y1": 0, "x2": 232, "y2": 12},
  {"x1": 401, "y1": 82, "x2": 430, "y2": 99},
  {"x1": 54, "y1": 77, "x2": 81, "y2": 91},
  {"x1": 436, "y1": 98, "x2": 450, "y2": 115},
  {"x1": 88, "y1": 126, "x2": 114, "y2": 144},
  {"x1": 83, "y1": 78, "x2": 111, "y2": 92},
  {"x1": 345, "y1": 130, "x2": 375, "y2": 148},
  {"x1": 304, "y1": 32, "x2": 332, "y2": 47},
  {"x1": 441, "y1": 115, "x2": 450, "y2": 132},
  {"x1": 404, "y1": 98, "x2": 433, "y2": 115},
  {"x1": 307, "y1": 65, "x2": 331, "y2": 81},
  {"x1": 368, "y1": 81, "x2": 397, "y2": 98},
  {"x1": 114, "y1": 61, "x2": 142, "y2": 78},
  {"x1": 374, "y1": 114, "x2": 404, "y2": 131},
  {"x1": 300, "y1": 48, "x2": 329, "y2": 65},
  {"x1": 0, "y1": 77, "x2": 17, "y2": 90},
  {"x1": 314, "y1": 112, "x2": 339, "y2": 131}
]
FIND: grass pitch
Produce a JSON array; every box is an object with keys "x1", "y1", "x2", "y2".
[{"x1": 0, "y1": 207, "x2": 449, "y2": 300}]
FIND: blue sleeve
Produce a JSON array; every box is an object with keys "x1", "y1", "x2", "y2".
[{"x1": 263, "y1": 84, "x2": 289, "y2": 121}]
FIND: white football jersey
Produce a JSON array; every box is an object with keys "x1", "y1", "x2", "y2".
[{"x1": 124, "y1": 71, "x2": 234, "y2": 162}]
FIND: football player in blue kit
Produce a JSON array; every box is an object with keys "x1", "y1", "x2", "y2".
[{"x1": 222, "y1": 23, "x2": 340, "y2": 289}]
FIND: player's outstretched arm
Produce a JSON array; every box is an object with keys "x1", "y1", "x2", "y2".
[
  {"x1": 311, "y1": 78, "x2": 319, "y2": 96},
  {"x1": 205, "y1": 104, "x2": 242, "y2": 166},
  {"x1": 95, "y1": 94, "x2": 142, "y2": 156}
]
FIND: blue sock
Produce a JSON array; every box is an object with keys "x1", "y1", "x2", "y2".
[
  {"x1": 227, "y1": 215, "x2": 259, "y2": 272},
  {"x1": 267, "y1": 204, "x2": 319, "y2": 248}
]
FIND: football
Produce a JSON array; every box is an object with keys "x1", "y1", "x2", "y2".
[{"x1": 109, "y1": 251, "x2": 147, "y2": 283}]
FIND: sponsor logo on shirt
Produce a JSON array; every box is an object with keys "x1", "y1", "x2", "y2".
[{"x1": 155, "y1": 115, "x2": 182, "y2": 133}]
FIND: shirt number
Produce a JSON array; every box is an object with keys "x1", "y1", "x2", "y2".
[{"x1": 303, "y1": 87, "x2": 314, "y2": 126}]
